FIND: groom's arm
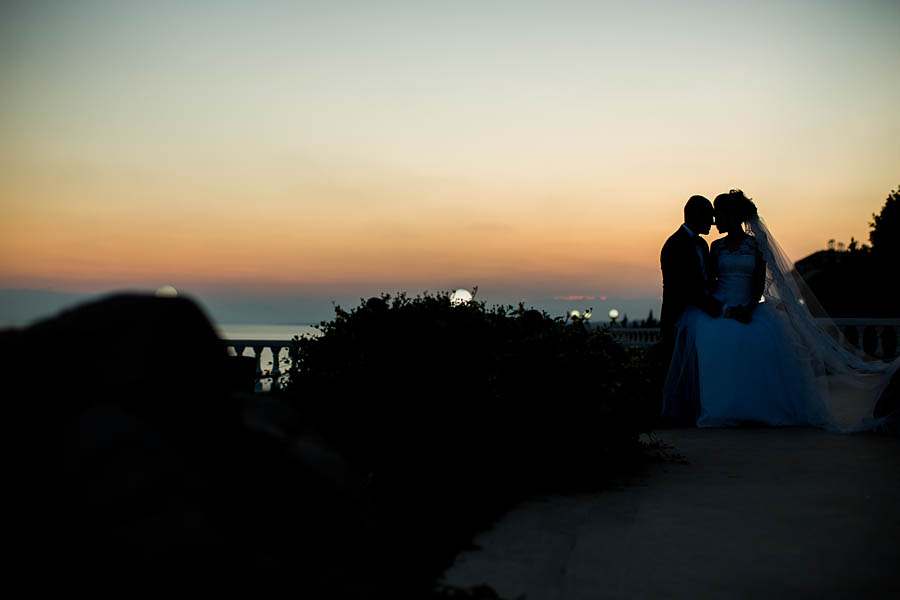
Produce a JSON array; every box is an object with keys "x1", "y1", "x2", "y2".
[
  {"x1": 692, "y1": 288, "x2": 724, "y2": 318},
  {"x1": 691, "y1": 240, "x2": 723, "y2": 317},
  {"x1": 662, "y1": 239, "x2": 723, "y2": 318},
  {"x1": 743, "y1": 248, "x2": 767, "y2": 317},
  {"x1": 703, "y1": 248, "x2": 729, "y2": 318}
]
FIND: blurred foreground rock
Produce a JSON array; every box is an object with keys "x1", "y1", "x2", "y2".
[{"x1": 3, "y1": 294, "x2": 369, "y2": 591}]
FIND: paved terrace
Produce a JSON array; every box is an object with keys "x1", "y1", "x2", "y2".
[{"x1": 441, "y1": 428, "x2": 900, "y2": 599}]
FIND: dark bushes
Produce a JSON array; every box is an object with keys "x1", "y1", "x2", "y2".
[
  {"x1": 5, "y1": 292, "x2": 655, "y2": 596},
  {"x1": 283, "y1": 292, "x2": 655, "y2": 590}
]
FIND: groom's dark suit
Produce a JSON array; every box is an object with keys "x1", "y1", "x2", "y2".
[
  {"x1": 659, "y1": 225, "x2": 724, "y2": 424},
  {"x1": 659, "y1": 226, "x2": 723, "y2": 342}
]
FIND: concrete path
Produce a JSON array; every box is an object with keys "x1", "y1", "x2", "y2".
[{"x1": 441, "y1": 428, "x2": 900, "y2": 599}]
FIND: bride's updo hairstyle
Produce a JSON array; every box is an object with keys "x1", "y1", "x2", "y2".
[{"x1": 714, "y1": 189, "x2": 758, "y2": 226}]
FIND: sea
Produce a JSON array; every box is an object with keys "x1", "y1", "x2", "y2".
[{"x1": 216, "y1": 323, "x2": 321, "y2": 342}]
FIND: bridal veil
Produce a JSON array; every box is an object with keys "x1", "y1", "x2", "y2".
[{"x1": 747, "y1": 215, "x2": 899, "y2": 432}]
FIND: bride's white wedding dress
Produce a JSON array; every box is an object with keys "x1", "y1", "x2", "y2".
[
  {"x1": 667, "y1": 236, "x2": 830, "y2": 427},
  {"x1": 664, "y1": 216, "x2": 899, "y2": 431}
]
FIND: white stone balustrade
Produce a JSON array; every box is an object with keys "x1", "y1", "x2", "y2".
[
  {"x1": 223, "y1": 318, "x2": 899, "y2": 392},
  {"x1": 607, "y1": 327, "x2": 662, "y2": 349},
  {"x1": 224, "y1": 339, "x2": 293, "y2": 392},
  {"x1": 829, "y1": 318, "x2": 900, "y2": 359},
  {"x1": 607, "y1": 318, "x2": 900, "y2": 359}
]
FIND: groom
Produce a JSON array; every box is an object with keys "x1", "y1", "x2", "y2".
[
  {"x1": 660, "y1": 195, "x2": 724, "y2": 340},
  {"x1": 659, "y1": 195, "x2": 724, "y2": 423}
]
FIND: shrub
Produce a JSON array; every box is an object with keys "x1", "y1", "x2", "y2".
[
  {"x1": 285, "y1": 291, "x2": 652, "y2": 490},
  {"x1": 282, "y1": 292, "x2": 656, "y2": 594}
]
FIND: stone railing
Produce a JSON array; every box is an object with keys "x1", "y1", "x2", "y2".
[
  {"x1": 829, "y1": 318, "x2": 899, "y2": 359},
  {"x1": 224, "y1": 318, "x2": 899, "y2": 392},
  {"x1": 224, "y1": 339, "x2": 293, "y2": 392},
  {"x1": 608, "y1": 327, "x2": 661, "y2": 350},
  {"x1": 607, "y1": 318, "x2": 900, "y2": 360}
]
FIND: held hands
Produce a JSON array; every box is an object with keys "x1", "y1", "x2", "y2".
[{"x1": 725, "y1": 305, "x2": 752, "y2": 324}]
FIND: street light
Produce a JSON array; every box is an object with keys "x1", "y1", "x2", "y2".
[
  {"x1": 608, "y1": 308, "x2": 619, "y2": 327},
  {"x1": 450, "y1": 289, "x2": 473, "y2": 305}
]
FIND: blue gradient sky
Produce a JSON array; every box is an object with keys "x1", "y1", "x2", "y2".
[{"x1": 1, "y1": 1, "x2": 898, "y2": 323}]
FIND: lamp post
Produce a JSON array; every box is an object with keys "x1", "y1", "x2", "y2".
[{"x1": 608, "y1": 308, "x2": 619, "y2": 327}]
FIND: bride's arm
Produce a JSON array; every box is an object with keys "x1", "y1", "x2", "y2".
[{"x1": 746, "y1": 242, "x2": 766, "y2": 315}]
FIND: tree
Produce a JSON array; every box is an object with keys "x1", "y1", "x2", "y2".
[
  {"x1": 796, "y1": 186, "x2": 899, "y2": 318},
  {"x1": 847, "y1": 237, "x2": 870, "y2": 253},
  {"x1": 869, "y1": 185, "x2": 900, "y2": 260}
]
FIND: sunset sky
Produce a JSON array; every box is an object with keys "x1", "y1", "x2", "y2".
[{"x1": 2, "y1": 1, "x2": 898, "y2": 324}]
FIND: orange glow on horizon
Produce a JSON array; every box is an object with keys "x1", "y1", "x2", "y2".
[
  {"x1": 1, "y1": 2, "x2": 897, "y2": 307},
  {"x1": 0, "y1": 157, "x2": 886, "y2": 300}
]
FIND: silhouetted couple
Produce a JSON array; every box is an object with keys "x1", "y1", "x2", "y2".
[{"x1": 659, "y1": 191, "x2": 898, "y2": 431}]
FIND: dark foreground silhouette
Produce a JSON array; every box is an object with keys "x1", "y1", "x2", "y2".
[
  {"x1": 11, "y1": 293, "x2": 887, "y2": 593},
  {"x1": 3, "y1": 295, "x2": 384, "y2": 593},
  {"x1": 3, "y1": 293, "x2": 658, "y2": 596}
]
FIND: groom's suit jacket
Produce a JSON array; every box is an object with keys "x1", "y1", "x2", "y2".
[{"x1": 659, "y1": 226, "x2": 723, "y2": 341}]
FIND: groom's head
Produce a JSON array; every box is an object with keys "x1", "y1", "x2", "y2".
[{"x1": 684, "y1": 195, "x2": 714, "y2": 235}]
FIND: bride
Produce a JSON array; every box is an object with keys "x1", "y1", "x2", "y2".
[{"x1": 663, "y1": 189, "x2": 899, "y2": 431}]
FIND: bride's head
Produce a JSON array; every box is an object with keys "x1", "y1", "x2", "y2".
[{"x1": 714, "y1": 189, "x2": 757, "y2": 234}]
